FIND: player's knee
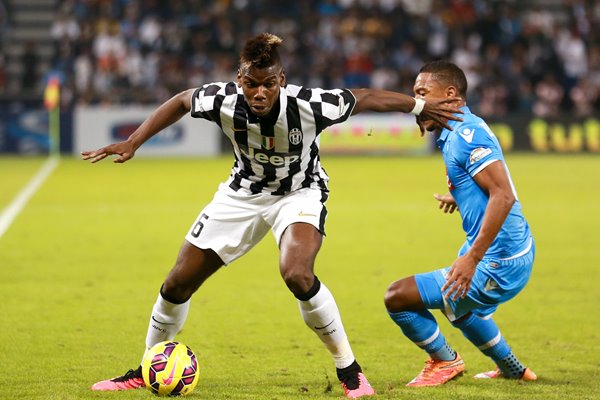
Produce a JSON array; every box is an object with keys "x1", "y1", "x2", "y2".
[
  {"x1": 161, "y1": 277, "x2": 194, "y2": 304},
  {"x1": 384, "y1": 279, "x2": 410, "y2": 312},
  {"x1": 281, "y1": 267, "x2": 313, "y2": 298}
]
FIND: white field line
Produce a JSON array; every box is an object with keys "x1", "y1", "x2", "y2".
[{"x1": 0, "y1": 157, "x2": 59, "y2": 239}]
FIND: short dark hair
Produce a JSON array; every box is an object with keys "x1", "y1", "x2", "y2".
[
  {"x1": 239, "y1": 33, "x2": 283, "y2": 72},
  {"x1": 419, "y1": 61, "x2": 468, "y2": 99}
]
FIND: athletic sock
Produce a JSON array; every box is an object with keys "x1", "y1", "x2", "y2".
[
  {"x1": 297, "y1": 277, "x2": 355, "y2": 369},
  {"x1": 336, "y1": 360, "x2": 362, "y2": 389},
  {"x1": 388, "y1": 309, "x2": 456, "y2": 361},
  {"x1": 452, "y1": 313, "x2": 525, "y2": 378},
  {"x1": 497, "y1": 352, "x2": 527, "y2": 378},
  {"x1": 142, "y1": 291, "x2": 190, "y2": 364}
]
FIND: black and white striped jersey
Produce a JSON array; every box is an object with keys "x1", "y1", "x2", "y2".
[{"x1": 190, "y1": 82, "x2": 356, "y2": 195}]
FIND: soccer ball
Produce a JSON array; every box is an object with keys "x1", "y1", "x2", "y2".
[{"x1": 141, "y1": 341, "x2": 199, "y2": 396}]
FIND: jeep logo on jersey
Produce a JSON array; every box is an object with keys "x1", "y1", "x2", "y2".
[
  {"x1": 289, "y1": 128, "x2": 303, "y2": 145},
  {"x1": 241, "y1": 146, "x2": 301, "y2": 166}
]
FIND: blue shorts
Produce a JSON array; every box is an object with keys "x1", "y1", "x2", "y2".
[{"x1": 415, "y1": 238, "x2": 535, "y2": 321}]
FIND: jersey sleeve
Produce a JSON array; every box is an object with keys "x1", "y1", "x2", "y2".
[
  {"x1": 312, "y1": 88, "x2": 357, "y2": 130},
  {"x1": 452, "y1": 122, "x2": 503, "y2": 177},
  {"x1": 190, "y1": 82, "x2": 237, "y2": 122}
]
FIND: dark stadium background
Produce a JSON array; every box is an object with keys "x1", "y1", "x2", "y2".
[{"x1": 1, "y1": 0, "x2": 598, "y2": 154}]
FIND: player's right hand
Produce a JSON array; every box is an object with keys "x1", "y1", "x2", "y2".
[
  {"x1": 441, "y1": 253, "x2": 477, "y2": 300},
  {"x1": 81, "y1": 141, "x2": 135, "y2": 163},
  {"x1": 434, "y1": 192, "x2": 458, "y2": 214}
]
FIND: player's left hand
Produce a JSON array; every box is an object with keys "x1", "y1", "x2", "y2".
[{"x1": 441, "y1": 253, "x2": 478, "y2": 301}]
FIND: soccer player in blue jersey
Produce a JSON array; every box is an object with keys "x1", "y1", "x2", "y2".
[
  {"x1": 83, "y1": 34, "x2": 461, "y2": 398},
  {"x1": 384, "y1": 60, "x2": 537, "y2": 387}
]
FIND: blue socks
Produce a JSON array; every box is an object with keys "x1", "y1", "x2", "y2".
[
  {"x1": 452, "y1": 313, "x2": 525, "y2": 378},
  {"x1": 496, "y1": 352, "x2": 526, "y2": 378},
  {"x1": 388, "y1": 309, "x2": 456, "y2": 361},
  {"x1": 389, "y1": 310, "x2": 526, "y2": 377}
]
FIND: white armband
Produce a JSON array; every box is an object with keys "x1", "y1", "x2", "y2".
[{"x1": 410, "y1": 98, "x2": 425, "y2": 116}]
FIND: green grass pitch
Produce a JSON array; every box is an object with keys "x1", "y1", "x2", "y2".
[{"x1": 0, "y1": 154, "x2": 598, "y2": 400}]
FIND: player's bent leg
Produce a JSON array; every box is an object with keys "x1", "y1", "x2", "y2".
[
  {"x1": 385, "y1": 275, "x2": 464, "y2": 387},
  {"x1": 162, "y1": 241, "x2": 224, "y2": 303},
  {"x1": 92, "y1": 243, "x2": 224, "y2": 392},
  {"x1": 452, "y1": 313, "x2": 535, "y2": 381},
  {"x1": 296, "y1": 277, "x2": 375, "y2": 398},
  {"x1": 280, "y1": 224, "x2": 374, "y2": 398},
  {"x1": 146, "y1": 242, "x2": 223, "y2": 349},
  {"x1": 384, "y1": 276, "x2": 426, "y2": 312},
  {"x1": 389, "y1": 307, "x2": 465, "y2": 387},
  {"x1": 279, "y1": 223, "x2": 322, "y2": 296}
]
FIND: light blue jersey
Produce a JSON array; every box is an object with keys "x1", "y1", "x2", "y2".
[
  {"x1": 437, "y1": 106, "x2": 531, "y2": 259},
  {"x1": 414, "y1": 106, "x2": 535, "y2": 320}
]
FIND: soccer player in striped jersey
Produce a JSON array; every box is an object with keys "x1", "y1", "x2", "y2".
[
  {"x1": 384, "y1": 61, "x2": 537, "y2": 387},
  {"x1": 82, "y1": 33, "x2": 460, "y2": 398}
]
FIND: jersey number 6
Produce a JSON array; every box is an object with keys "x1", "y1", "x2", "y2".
[{"x1": 190, "y1": 213, "x2": 209, "y2": 238}]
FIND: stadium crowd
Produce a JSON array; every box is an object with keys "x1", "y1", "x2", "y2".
[{"x1": 46, "y1": 0, "x2": 600, "y2": 117}]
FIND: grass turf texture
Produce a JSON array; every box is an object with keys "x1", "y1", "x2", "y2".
[{"x1": 0, "y1": 154, "x2": 598, "y2": 400}]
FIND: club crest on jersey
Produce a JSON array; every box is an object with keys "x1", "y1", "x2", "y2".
[
  {"x1": 469, "y1": 147, "x2": 492, "y2": 164},
  {"x1": 262, "y1": 136, "x2": 275, "y2": 150},
  {"x1": 289, "y1": 128, "x2": 303, "y2": 145}
]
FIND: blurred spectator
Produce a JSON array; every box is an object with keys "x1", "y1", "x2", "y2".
[
  {"x1": 51, "y1": 10, "x2": 81, "y2": 42},
  {"x1": 426, "y1": 7, "x2": 450, "y2": 59},
  {"x1": 570, "y1": 76, "x2": 599, "y2": 118},
  {"x1": 93, "y1": 19, "x2": 126, "y2": 75},
  {"x1": 371, "y1": 65, "x2": 399, "y2": 91},
  {"x1": 73, "y1": 47, "x2": 93, "y2": 98},
  {"x1": 344, "y1": 46, "x2": 374, "y2": 88},
  {"x1": 478, "y1": 78, "x2": 509, "y2": 118},
  {"x1": 451, "y1": 34, "x2": 482, "y2": 97},
  {"x1": 588, "y1": 44, "x2": 600, "y2": 87},
  {"x1": 516, "y1": 80, "x2": 535, "y2": 114},
  {"x1": 555, "y1": 25, "x2": 587, "y2": 92},
  {"x1": 533, "y1": 73, "x2": 564, "y2": 119},
  {"x1": 138, "y1": 15, "x2": 162, "y2": 52}
]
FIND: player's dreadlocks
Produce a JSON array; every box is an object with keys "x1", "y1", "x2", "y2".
[{"x1": 239, "y1": 33, "x2": 283, "y2": 72}]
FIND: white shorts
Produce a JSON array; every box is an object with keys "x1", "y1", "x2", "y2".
[{"x1": 185, "y1": 183, "x2": 328, "y2": 265}]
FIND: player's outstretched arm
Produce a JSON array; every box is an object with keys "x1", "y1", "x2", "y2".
[
  {"x1": 349, "y1": 88, "x2": 462, "y2": 130},
  {"x1": 81, "y1": 89, "x2": 195, "y2": 163}
]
